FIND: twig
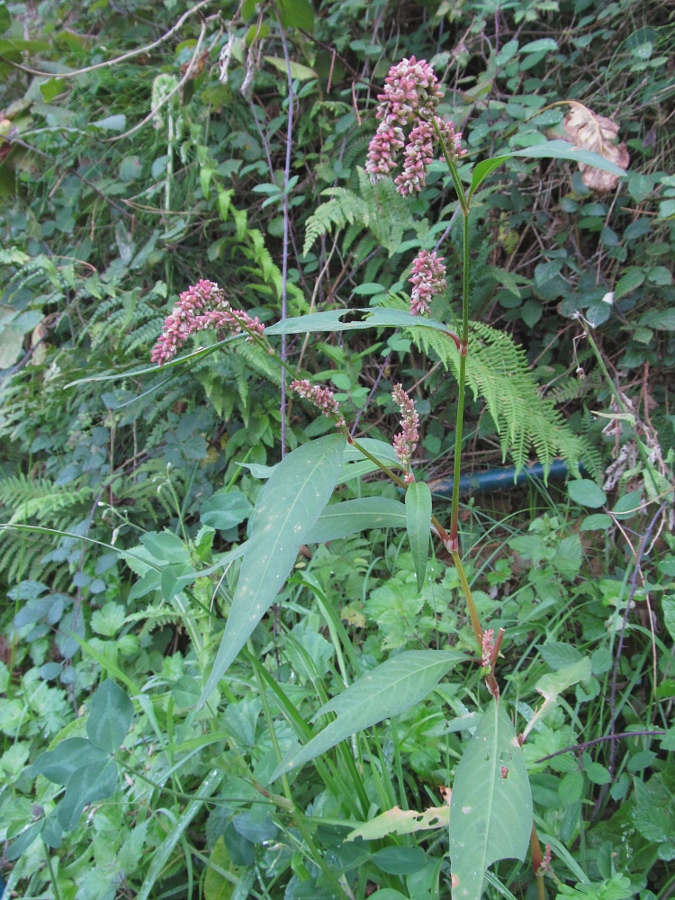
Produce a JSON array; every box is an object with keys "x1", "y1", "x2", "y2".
[
  {"x1": 2, "y1": 0, "x2": 215, "y2": 78},
  {"x1": 102, "y1": 21, "x2": 208, "y2": 143}
]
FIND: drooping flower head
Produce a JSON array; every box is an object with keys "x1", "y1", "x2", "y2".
[
  {"x1": 151, "y1": 279, "x2": 265, "y2": 365},
  {"x1": 392, "y1": 383, "x2": 419, "y2": 482},
  {"x1": 366, "y1": 57, "x2": 467, "y2": 195},
  {"x1": 409, "y1": 249, "x2": 447, "y2": 316},
  {"x1": 291, "y1": 379, "x2": 346, "y2": 430}
]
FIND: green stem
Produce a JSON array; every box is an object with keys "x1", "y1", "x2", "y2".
[
  {"x1": 449, "y1": 204, "x2": 471, "y2": 549},
  {"x1": 45, "y1": 846, "x2": 62, "y2": 900},
  {"x1": 452, "y1": 551, "x2": 482, "y2": 646}
]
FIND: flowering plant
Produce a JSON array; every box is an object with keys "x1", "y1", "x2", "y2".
[{"x1": 148, "y1": 57, "x2": 627, "y2": 900}]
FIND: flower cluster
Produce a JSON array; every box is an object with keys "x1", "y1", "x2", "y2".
[
  {"x1": 481, "y1": 628, "x2": 495, "y2": 668},
  {"x1": 291, "y1": 379, "x2": 346, "y2": 429},
  {"x1": 366, "y1": 56, "x2": 466, "y2": 196},
  {"x1": 392, "y1": 383, "x2": 419, "y2": 482},
  {"x1": 409, "y1": 249, "x2": 447, "y2": 316},
  {"x1": 151, "y1": 279, "x2": 265, "y2": 366}
]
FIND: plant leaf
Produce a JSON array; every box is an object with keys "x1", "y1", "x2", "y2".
[
  {"x1": 57, "y1": 758, "x2": 119, "y2": 832},
  {"x1": 511, "y1": 140, "x2": 627, "y2": 176},
  {"x1": 468, "y1": 156, "x2": 510, "y2": 200},
  {"x1": 271, "y1": 649, "x2": 466, "y2": 782},
  {"x1": 405, "y1": 482, "x2": 432, "y2": 590},
  {"x1": 449, "y1": 699, "x2": 533, "y2": 900},
  {"x1": 199, "y1": 434, "x2": 345, "y2": 707},
  {"x1": 86, "y1": 679, "x2": 134, "y2": 752},
  {"x1": 31, "y1": 737, "x2": 110, "y2": 785},
  {"x1": 305, "y1": 497, "x2": 406, "y2": 543},
  {"x1": 346, "y1": 804, "x2": 450, "y2": 842},
  {"x1": 267, "y1": 307, "x2": 459, "y2": 340}
]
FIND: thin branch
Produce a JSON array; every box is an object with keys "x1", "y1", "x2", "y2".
[{"x1": 1, "y1": 0, "x2": 215, "y2": 78}]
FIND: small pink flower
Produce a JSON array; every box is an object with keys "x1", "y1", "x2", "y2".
[
  {"x1": 291, "y1": 379, "x2": 346, "y2": 429},
  {"x1": 481, "y1": 628, "x2": 495, "y2": 668},
  {"x1": 392, "y1": 383, "x2": 419, "y2": 477},
  {"x1": 395, "y1": 119, "x2": 435, "y2": 196},
  {"x1": 151, "y1": 279, "x2": 265, "y2": 365},
  {"x1": 366, "y1": 57, "x2": 466, "y2": 196},
  {"x1": 409, "y1": 249, "x2": 446, "y2": 316}
]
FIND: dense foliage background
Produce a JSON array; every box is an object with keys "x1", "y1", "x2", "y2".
[{"x1": 0, "y1": 0, "x2": 674, "y2": 897}]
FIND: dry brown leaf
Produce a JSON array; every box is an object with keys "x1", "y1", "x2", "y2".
[{"x1": 561, "y1": 101, "x2": 629, "y2": 191}]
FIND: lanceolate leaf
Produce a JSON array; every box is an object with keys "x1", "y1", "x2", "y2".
[
  {"x1": 271, "y1": 649, "x2": 466, "y2": 782},
  {"x1": 512, "y1": 140, "x2": 627, "y2": 175},
  {"x1": 449, "y1": 699, "x2": 533, "y2": 900},
  {"x1": 267, "y1": 307, "x2": 459, "y2": 340},
  {"x1": 468, "y1": 140, "x2": 626, "y2": 202},
  {"x1": 199, "y1": 434, "x2": 345, "y2": 707},
  {"x1": 405, "y1": 482, "x2": 432, "y2": 590},
  {"x1": 304, "y1": 497, "x2": 406, "y2": 543}
]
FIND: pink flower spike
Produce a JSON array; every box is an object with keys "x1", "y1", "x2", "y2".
[
  {"x1": 481, "y1": 628, "x2": 495, "y2": 668},
  {"x1": 291, "y1": 379, "x2": 346, "y2": 429},
  {"x1": 392, "y1": 383, "x2": 419, "y2": 474},
  {"x1": 151, "y1": 280, "x2": 265, "y2": 365},
  {"x1": 409, "y1": 249, "x2": 447, "y2": 316}
]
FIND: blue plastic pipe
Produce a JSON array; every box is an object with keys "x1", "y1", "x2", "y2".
[{"x1": 428, "y1": 458, "x2": 572, "y2": 497}]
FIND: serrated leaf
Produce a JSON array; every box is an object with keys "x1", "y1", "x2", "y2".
[
  {"x1": 271, "y1": 649, "x2": 466, "y2": 781},
  {"x1": 450, "y1": 700, "x2": 532, "y2": 900},
  {"x1": 406, "y1": 482, "x2": 432, "y2": 590},
  {"x1": 346, "y1": 804, "x2": 450, "y2": 842},
  {"x1": 199, "y1": 435, "x2": 345, "y2": 707},
  {"x1": 304, "y1": 497, "x2": 406, "y2": 543},
  {"x1": 87, "y1": 679, "x2": 134, "y2": 752}
]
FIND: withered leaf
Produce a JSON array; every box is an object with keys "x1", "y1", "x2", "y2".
[{"x1": 561, "y1": 101, "x2": 629, "y2": 191}]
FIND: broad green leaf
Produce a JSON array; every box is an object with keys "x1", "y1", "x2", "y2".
[
  {"x1": 449, "y1": 700, "x2": 532, "y2": 900},
  {"x1": 305, "y1": 497, "x2": 406, "y2": 543},
  {"x1": 57, "y1": 758, "x2": 118, "y2": 832},
  {"x1": 200, "y1": 490, "x2": 252, "y2": 530},
  {"x1": 614, "y1": 269, "x2": 645, "y2": 299},
  {"x1": 199, "y1": 434, "x2": 345, "y2": 706},
  {"x1": 373, "y1": 846, "x2": 428, "y2": 875},
  {"x1": 520, "y1": 38, "x2": 558, "y2": 53},
  {"x1": 276, "y1": 0, "x2": 314, "y2": 31},
  {"x1": 271, "y1": 649, "x2": 466, "y2": 782},
  {"x1": 7, "y1": 820, "x2": 43, "y2": 861},
  {"x1": 31, "y1": 737, "x2": 110, "y2": 785},
  {"x1": 512, "y1": 140, "x2": 627, "y2": 176},
  {"x1": 406, "y1": 482, "x2": 432, "y2": 590},
  {"x1": 265, "y1": 56, "x2": 317, "y2": 81},
  {"x1": 346, "y1": 804, "x2": 449, "y2": 842},
  {"x1": 267, "y1": 308, "x2": 459, "y2": 341},
  {"x1": 469, "y1": 156, "x2": 509, "y2": 199},
  {"x1": 87, "y1": 679, "x2": 134, "y2": 752},
  {"x1": 90, "y1": 113, "x2": 126, "y2": 132},
  {"x1": 568, "y1": 479, "x2": 606, "y2": 508},
  {"x1": 0, "y1": 5, "x2": 10, "y2": 34}
]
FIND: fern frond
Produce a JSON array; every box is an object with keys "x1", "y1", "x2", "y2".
[{"x1": 411, "y1": 320, "x2": 600, "y2": 477}]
